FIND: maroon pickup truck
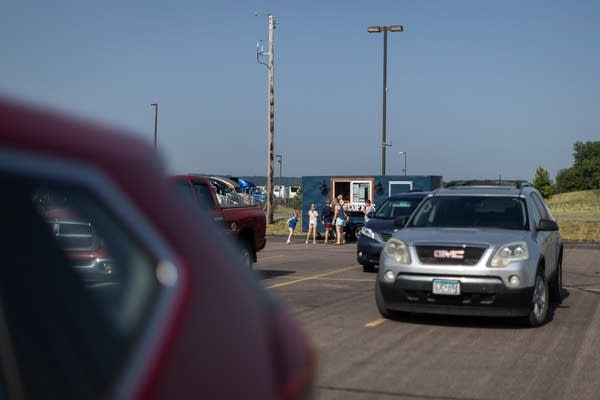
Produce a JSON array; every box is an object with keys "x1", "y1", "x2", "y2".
[{"x1": 170, "y1": 174, "x2": 266, "y2": 268}]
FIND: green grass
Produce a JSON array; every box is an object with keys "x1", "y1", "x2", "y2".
[
  {"x1": 266, "y1": 205, "x2": 301, "y2": 236},
  {"x1": 546, "y1": 189, "x2": 600, "y2": 218},
  {"x1": 547, "y1": 190, "x2": 600, "y2": 243},
  {"x1": 266, "y1": 191, "x2": 600, "y2": 243}
]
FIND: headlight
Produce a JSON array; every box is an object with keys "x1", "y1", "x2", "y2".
[
  {"x1": 361, "y1": 227, "x2": 375, "y2": 239},
  {"x1": 381, "y1": 238, "x2": 411, "y2": 265},
  {"x1": 490, "y1": 242, "x2": 529, "y2": 267}
]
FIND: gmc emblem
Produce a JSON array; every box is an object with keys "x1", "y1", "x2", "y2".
[{"x1": 433, "y1": 249, "x2": 465, "y2": 259}]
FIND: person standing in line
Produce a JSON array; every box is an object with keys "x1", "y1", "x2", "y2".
[
  {"x1": 305, "y1": 203, "x2": 318, "y2": 244},
  {"x1": 286, "y1": 210, "x2": 299, "y2": 244},
  {"x1": 333, "y1": 195, "x2": 347, "y2": 245},
  {"x1": 321, "y1": 199, "x2": 334, "y2": 244},
  {"x1": 363, "y1": 199, "x2": 375, "y2": 222}
]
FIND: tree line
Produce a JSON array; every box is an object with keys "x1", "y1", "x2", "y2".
[{"x1": 533, "y1": 140, "x2": 600, "y2": 198}]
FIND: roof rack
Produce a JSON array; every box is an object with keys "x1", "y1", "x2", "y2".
[{"x1": 445, "y1": 180, "x2": 531, "y2": 189}]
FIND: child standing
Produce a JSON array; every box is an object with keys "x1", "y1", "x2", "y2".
[
  {"x1": 286, "y1": 210, "x2": 299, "y2": 244},
  {"x1": 305, "y1": 203, "x2": 319, "y2": 244}
]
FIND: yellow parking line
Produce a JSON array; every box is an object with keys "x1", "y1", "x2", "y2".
[
  {"x1": 364, "y1": 318, "x2": 387, "y2": 328},
  {"x1": 266, "y1": 265, "x2": 358, "y2": 289}
]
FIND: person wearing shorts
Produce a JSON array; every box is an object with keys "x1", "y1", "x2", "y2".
[
  {"x1": 286, "y1": 210, "x2": 299, "y2": 244},
  {"x1": 333, "y1": 195, "x2": 347, "y2": 245},
  {"x1": 321, "y1": 200, "x2": 334, "y2": 244},
  {"x1": 305, "y1": 203, "x2": 318, "y2": 244}
]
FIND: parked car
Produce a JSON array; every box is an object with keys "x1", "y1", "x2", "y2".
[
  {"x1": 357, "y1": 192, "x2": 429, "y2": 272},
  {"x1": 344, "y1": 210, "x2": 366, "y2": 242},
  {"x1": 0, "y1": 96, "x2": 314, "y2": 399},
  {"x1": 170, "y1": 174, "x2": 267, "y2": 269},
  {"x1": 234, "y1": 177, "x2": 267, "y2": 204},
  {"x1": 40, "y1": 199, "x2": 116, "y2": 283},
  {"x1": 376, "y1": 181, "x2": 563, "y2": 327}
]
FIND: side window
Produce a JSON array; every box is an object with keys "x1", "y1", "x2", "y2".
[
  {"x1": 531, "y1": 192, "x2": 551, "y2": 220},
  {"x1": 529, "y1": 194, "x2": 544, "y2": 228},
  {"x1": 34, "y1": 186, "x2": 159, "y2": 333},
  {"x1": 192, "y1": 181, "x2": 215, "y2": 208},
  {"x1": 0, "y1": 178, "x2": 161, "y2": 397}
]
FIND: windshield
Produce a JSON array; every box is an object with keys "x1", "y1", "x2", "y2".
[
  {"x1": 408, "y1": 196, "x2": 528, "y2": 229},
  {"x1": 374, "y1": 197, "x2": 425, "y2": 219}
]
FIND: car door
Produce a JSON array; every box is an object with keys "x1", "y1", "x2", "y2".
[
  {"x1": 0, "y1": 151, "x2": 182, "y2": 399},
  {"x1": 528, "y1": 192, "x2": 558, "y2": 276}
]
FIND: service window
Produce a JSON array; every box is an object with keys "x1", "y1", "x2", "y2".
[{"x1": 331, "y1": 178, "x2": 374, "y2": 211}]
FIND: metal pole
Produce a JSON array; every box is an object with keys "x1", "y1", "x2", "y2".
[
  {"x1": 276, "y1": 154, "x2": 282, "y2": 188},
  {"x1": 266, "y1": 14, "x2": 276, "y2": 224},
  {"x1": 151, "y1": 103, "x2": 158, "y2": 149},
  {"x1": 399, "y1": 151, "x2": 407, "y2": 175},
  {"x1": 381, "y1": 28, "x2": 388, "y2": 176}
]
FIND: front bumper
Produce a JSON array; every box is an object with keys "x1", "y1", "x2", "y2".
[
  {"x1": 378, "y1": 274, "x2": 534, "y2": 317},
  {"x1": 71, "y1": 257, "x2": 117, "y2": 283},
  {"x1": 356, "y1": 235, "x2": 385, "y2": 265}
]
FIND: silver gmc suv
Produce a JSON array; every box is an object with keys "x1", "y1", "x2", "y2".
[{"x1": 376, "y1": 180, "x2": 563, "y2": 327}]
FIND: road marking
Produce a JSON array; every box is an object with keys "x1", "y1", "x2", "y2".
[
  {"x1": 364, "y1": 318, "x2": 387, "y2": 328},
  {"x1": 266, "y1": 265, "x2": 358, "y2": 289}
]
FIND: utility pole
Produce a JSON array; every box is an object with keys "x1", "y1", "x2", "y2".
[{"x1": 257, "y1": 13, "x2": 276, "y2": 224}]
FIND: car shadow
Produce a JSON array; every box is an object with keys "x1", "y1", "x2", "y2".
[
  {"x1": 390, "y1": 288, "x2": 571, "y2": 329},
  {"x1": 256, "y1": 269, "x2": 296, "y2": 280}
]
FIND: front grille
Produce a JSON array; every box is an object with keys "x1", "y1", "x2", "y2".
[
  {"x1": 51, "y1": 221, "x2": 97, "y2": 251},
  {"x1": 378, "y1": 232, "x2": 393, "y2": 242},
  {"x1": 416, "y1": 245, "x2": 487, "y2": 265}
]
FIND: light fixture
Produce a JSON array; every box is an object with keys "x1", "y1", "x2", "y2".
[{"x1": 320, "y1": 181, "x2": 328, "y2": 194}]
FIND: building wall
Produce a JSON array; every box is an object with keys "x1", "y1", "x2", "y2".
[{"x1": 300, "y1": 175, "x2": 442, "y2": 232}]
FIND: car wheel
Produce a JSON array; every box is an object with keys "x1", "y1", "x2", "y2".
[
  {"x1": 525, "y1": 269, "x2": 549, "y2": 327},
  {"x1": 362, "y1": 263, "x2": 376, "y2": 273},
  {"x1": 375, "y1": 282, "x2": 390, "y2": 318},
  {"x1": 354, "y1": 224, "x2": 364, "y2": 240},
  {"x1": 549, "y1": 254, "x2": 563, "y2": 302},
  {"x1": 376, "y1": 282, "x2": 407, "y2": 320},
  {"x1": 240, "y1": 240, "x2": 254, "y2": 270}
]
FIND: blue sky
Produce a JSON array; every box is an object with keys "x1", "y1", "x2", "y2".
[{"x1": 2, "y1": 0, "x2": 598, "y2": 181}]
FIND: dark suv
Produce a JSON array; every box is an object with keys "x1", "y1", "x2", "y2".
[
  {"x1": 376, "y1": 181, "x2": 563, "y2": 327},
  {"x1": 357, "y1": 192, "x2": 429, "y2": 272}
]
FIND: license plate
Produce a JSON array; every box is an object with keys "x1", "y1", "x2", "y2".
[{"x1": 432, "y1": 279, "x2": 460, "y2": 295}]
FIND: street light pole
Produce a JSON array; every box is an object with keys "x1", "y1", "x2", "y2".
[
  {"x1": 399, "y1": 151, "x2": 407, "y2": 175},
  {"x1": 150, "y1": 103, "x2": 158, "y2": 149},
  {"x1": 368, "y1": 24, "x2": 403, "y2": 176}
]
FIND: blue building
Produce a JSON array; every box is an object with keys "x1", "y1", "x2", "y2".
[{"x1": 300, "y1": 175, "x2": 442, "y2": 232}]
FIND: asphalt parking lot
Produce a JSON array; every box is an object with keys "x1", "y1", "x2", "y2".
[{"x1": 256, "y1": 237, "x2": 600, "y2": 400}]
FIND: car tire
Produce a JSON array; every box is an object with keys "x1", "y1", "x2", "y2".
[
  {"x1": 524, "y1": 269, "x2": 549, "y2": 327},
  {"x1": 240, "y1": 240, "x2": 254, "y2": 270},
  {"x1": 375, "y1": 282, "x2": 390, "y2": 318},
  {"x1": 354, "y1": 224, "x2": 364, "y2": 241},
  {"x1": 362, "y1": 263, "x2": 376, "y2": 273},
  {"x1": 549, "y1": 254, "x2": 563, "y2": 303},
  {"x1": 376, "y1": 282, "x2": 407, "y2": 321}
]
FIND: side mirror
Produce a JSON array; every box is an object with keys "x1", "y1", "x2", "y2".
[
  {"x1": 367, "y1": 211, "x2": 375, "y2": 218},
  {"x1": 538, "y1": 218, "x2": 559, "y2": 231},
  {"x1": 394, "y1": 216, "x2": 408, "y2": 228}
]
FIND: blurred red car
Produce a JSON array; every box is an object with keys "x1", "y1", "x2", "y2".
[{"x1": 0, "y1": 96, "x2": 315, "y2": 399}]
